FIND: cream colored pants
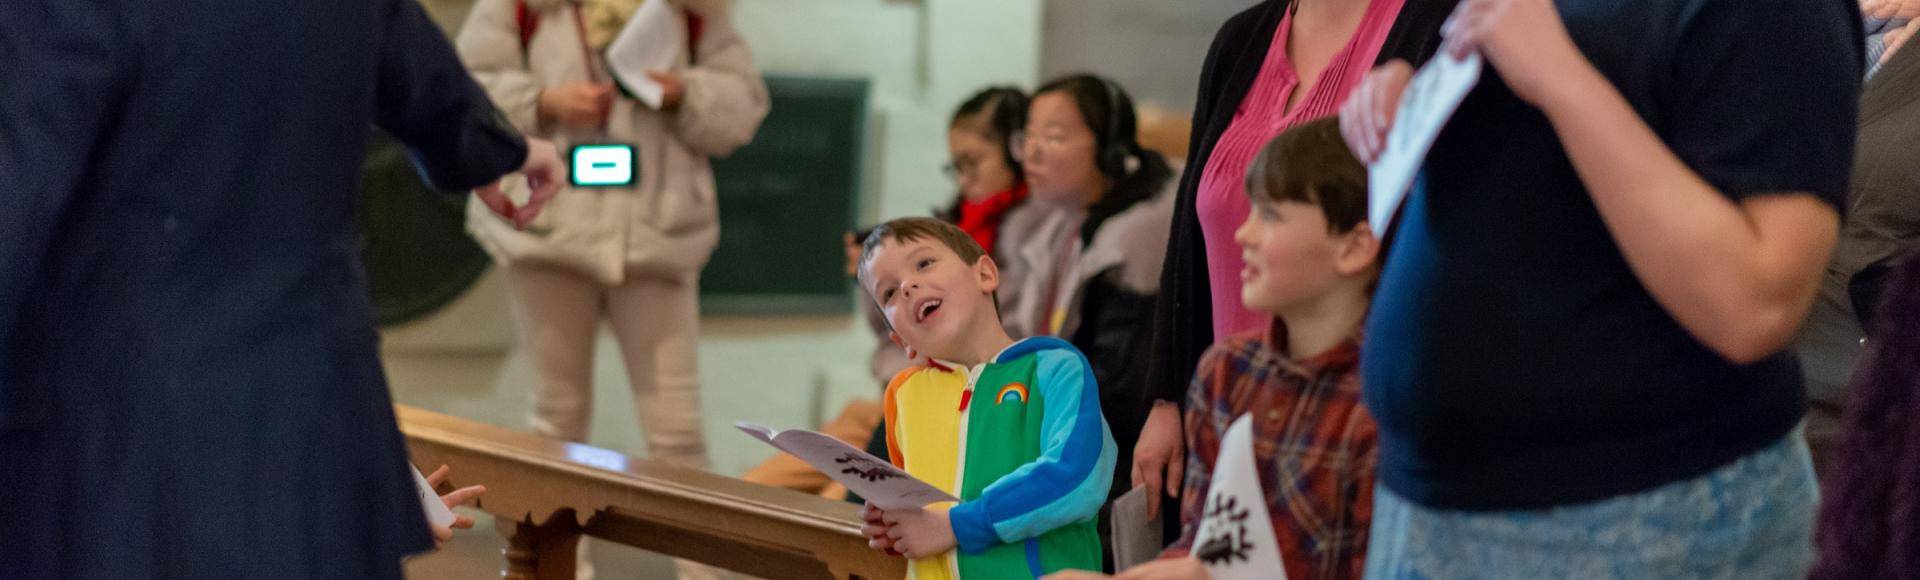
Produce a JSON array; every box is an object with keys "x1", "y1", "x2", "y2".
[
  {"x1": 507, "y1": 262, "x2": 710, "y2": 470},
  {"x1": 509, "y1": 263, "x2": 728, "y2": 579}
]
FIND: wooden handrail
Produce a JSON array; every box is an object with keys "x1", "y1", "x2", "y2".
[{"x1": 396, "y1": 405, "x2": 905, "y2": 580}]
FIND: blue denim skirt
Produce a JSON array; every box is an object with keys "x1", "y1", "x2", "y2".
[{"x1": 1365, "y1": 431, "x2": 1818, "y2": 579}]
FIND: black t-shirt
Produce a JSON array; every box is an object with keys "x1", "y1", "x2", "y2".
[{"x1": 1362, "y1": 0, "x2": 1862, "y2": 510}]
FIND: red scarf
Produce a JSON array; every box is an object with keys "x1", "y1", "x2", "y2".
[{"x1": 956, "y1": 183, "x2": 1028, "y2": 255}]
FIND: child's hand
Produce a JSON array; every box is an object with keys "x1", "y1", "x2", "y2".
[
  {"x1": 881, "y1": 507, "x2": 956, "y2": 559},
  {"x1": 859, "y1": 502, "x2": 900, "y2": 555},
  {"x1": 424, "y1": 464, "x2": 487, "y2": 548}
]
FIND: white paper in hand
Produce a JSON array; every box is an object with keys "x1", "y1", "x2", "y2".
[
  {"x1": 605, "y1": 0, "x2": 685, "y2": 109},
  {"x1": 1189, "y1": 415, "x2": 1288, "y2": 580},
  {"x1": 736, "y1": 422, "x2": 960, "y2": 510},
  {"x1": 410, "y1": 464, "x2": 456, "y2": 529},
  {"x1": 1367, "y1": 51, "x2": 1482, "y2": 233}
]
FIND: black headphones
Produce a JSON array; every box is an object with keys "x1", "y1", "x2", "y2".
[{"x1": 1093, "y1": 77, "x2": 1140, "y2": 179}]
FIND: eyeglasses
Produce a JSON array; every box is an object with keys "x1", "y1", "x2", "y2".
[{"x1": 1008, "y1": 129, "x2": 1081, "y2": 163}]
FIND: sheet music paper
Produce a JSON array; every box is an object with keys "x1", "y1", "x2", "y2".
[
  {"x1": 410, "y1": 464, "x2": 456, "y2": 528},
  {"x1": 604, "y1": 0, "x2": 684, "y2": 109},
  {"x1": 1367, "y1": 51, "x2": 1482, "y2": 232},
  {"x1": 737, "y1": 422, "x2": 960, "y2": 510},
  {"x1": 1109, "y1": 486, "x2": 1166, "y2": 571},
  {"x1": 1190, "y1": 415, "x2": 1288, "y2": 580}
]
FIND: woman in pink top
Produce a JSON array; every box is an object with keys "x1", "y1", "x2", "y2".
[{"x1": 1131, "y1": 0, "x2": 1451, "y2": 527}]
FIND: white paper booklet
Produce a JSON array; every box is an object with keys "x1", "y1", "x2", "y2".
[
  {"x1": 1367, "y1": 50, "x2": 1483, "y2": 233},
  {"x1": 410, "y1": 464, "x2": 456, "y2": 528},
  {"x1": 604, "y1": 0, "x2": 685, "y2": 109},
  {"x1": 736, "y1": 422, "x2": 959, "y2": 510},
  {"x1": 1189, "y1": 415, "x2": 1288, "y2": 580}
]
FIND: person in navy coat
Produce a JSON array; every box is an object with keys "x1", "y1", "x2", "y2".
[{"x1": 0, "y1": 0, "x2": 563, "y2": 577}]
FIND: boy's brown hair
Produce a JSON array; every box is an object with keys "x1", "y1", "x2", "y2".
[
  {"x1": 857, "y1": 217, "x2": 989, "y2": 287},
  {"x1": 857, "y1": 219, "x2": 1003, "y2": 326},
  {"x1": 1245, "y1": 117, "x2": 1367, "y2": 234}
]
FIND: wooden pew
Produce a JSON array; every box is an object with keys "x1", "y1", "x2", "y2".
[{"x1": 396, "y1": 405, "x2": 905, "y2": 580}]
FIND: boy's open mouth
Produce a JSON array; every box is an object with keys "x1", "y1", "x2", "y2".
[{"x1": 915, "y1": 299, "x2": 943, "y2": 323}]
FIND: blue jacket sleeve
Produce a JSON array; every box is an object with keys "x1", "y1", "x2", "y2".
[
  {"x1": 949, "y1": 349, "x2": 1117, "y2": 552},
  {"x1": 374, "y1": 0, "x2": 527, "y2": 193}
]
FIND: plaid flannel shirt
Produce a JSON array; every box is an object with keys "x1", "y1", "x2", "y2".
[{"x1": 1160, "y1": 322, "x2": 1377, "y2": 580}]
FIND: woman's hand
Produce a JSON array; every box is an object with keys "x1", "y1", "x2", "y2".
[
  {"x1": 1338, "y1": 59, "x2": 1414, "y2": 163},
  {"x1": 1883, "y1": 18, "x2": 1920, "y2": 66},
  {"x1": 1440, "y1": 0, "x2": 1596, "y2": 110},
  {"x1": 1130, "y1": 402, "x2": 1185, "y2": 520},
  {"x1": 1864, "y1": 0, "x2": 1920, "y2": 20}
]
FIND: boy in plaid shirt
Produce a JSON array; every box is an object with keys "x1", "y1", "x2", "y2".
[{"x1": 1060, "y1": 118, "x2": 1381, "y2": 580}]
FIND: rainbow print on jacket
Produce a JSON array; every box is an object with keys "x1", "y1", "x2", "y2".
[{"x1": 996, "y1": 383, "x2": 1029, "y2": 405}]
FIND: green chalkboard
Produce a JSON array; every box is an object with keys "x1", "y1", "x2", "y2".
[{"x1": 700, "y1": 76, "x2": 869, "y2": 314}]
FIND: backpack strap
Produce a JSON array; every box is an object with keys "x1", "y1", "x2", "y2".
[
  {"x1": 514, "y1": 0, "x2": 541, "y2": 53},
  {"x1": 686, "y1": 12, "x2": 703, "y2": 64}
]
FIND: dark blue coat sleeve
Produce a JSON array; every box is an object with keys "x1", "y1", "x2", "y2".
[
  {"x1": 0, "y1": 0, "x2": 132, "y2": 429},
  {"x1": 375, "y1": 0, "x2": 528, "y2": 193}
]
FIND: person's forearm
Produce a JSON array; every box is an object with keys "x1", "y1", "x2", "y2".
[{"x1": 1535, "y1": 65, "x2": 1837, "y2": 363}]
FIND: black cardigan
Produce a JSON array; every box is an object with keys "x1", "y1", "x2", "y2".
[{"x1": 1143, "y1": 0, "x2": 1455, "y2": 405}]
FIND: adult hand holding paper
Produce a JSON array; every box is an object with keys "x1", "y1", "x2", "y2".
[{"x1": 1349, "y1": 51, "x2": 1482, "y2": 235}]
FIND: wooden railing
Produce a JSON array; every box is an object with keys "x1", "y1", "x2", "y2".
[{"x1": 396, "y1": 405, "x2": 905, "y2": 580}]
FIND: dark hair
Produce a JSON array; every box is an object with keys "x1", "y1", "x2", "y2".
[
  {"x1": 940, "y1": 87, "x2": 1029, "y2": 222},
  {"x1": 857, "y1": 217, "x2": 989, "y2": 290},
  {"x1": 950, "y1": 86, "x2": 1028, "y2": 175},
  {"x1": 1032, "y1": 74, "x2": 1174, "y2": 242},
  {"x1": 857, "y1": 217, "x2": 999, "y2": 330},
  {"x1": 1813, "y1": 252, "x2": 1920, "y2": 579},
  {"x1": 1244, "y1": 117, "x2": 1368, "y2": 234}
]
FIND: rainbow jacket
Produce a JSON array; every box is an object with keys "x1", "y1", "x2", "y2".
[{"x1": 883, "y1": 337, "x2": 1117, "y2": 579}]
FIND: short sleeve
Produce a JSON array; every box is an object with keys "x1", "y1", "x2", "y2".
[{"x1": 1663, "y1": 0, "x2": 1863, "y2": 209}]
